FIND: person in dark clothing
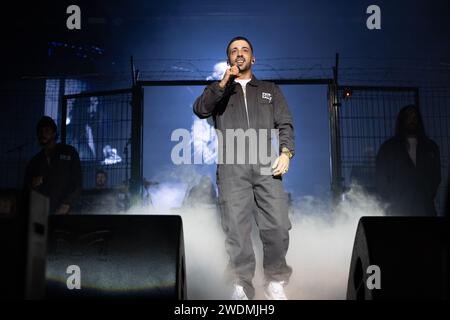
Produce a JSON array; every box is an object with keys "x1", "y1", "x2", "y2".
[
  {"x1": 95, "y1": 169, "x2": 108, "y2": 189},
  {"x1": 376, "y1": 105, "x2": 441, "y2": 216},
  {"x1": 193, "y1": 36, "x2": 295, "y2": 300},
  {"x1": 23, "y1": 116, "x2": 82, "y2": 215}
]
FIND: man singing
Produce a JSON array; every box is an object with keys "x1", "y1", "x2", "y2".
[{"x1": 193, "y1": 36, "x2": 295, "y2": 300}]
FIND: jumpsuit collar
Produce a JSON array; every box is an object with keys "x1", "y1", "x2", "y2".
[
  {"x1": 233, "y1": 74, "x2": 259, "y2": 87},
  {"x1": 247, "y1": 74, "x2": 259, "y2": 87}
]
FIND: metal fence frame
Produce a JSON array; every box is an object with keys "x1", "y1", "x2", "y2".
[
  {"x1": 3, "y1": 76, "x2": 448, "y2": 215},
  {"x1": 60, "y1": 86, "x2": 143, "y2": 194},
  {"x1": 60, "y1": 78, "x2": 334, "y2": 197}
]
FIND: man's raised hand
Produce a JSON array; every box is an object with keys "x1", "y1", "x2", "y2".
[{"x1": 219, "y1": 65, "x2": 241, "y2": 88}]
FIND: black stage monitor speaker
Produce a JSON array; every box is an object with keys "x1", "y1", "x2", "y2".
[
  {"x1": 0, "y1": 189, "x2": 49, "y2": 299},
  {"x1": 45, "y1": 215, "x2": 186, "y2": 299},
  {"x1": 0, "y1": 189, "x2": 26, "y2": 299},
  {"x1": 347, "y1": 216, "x2": 449, "y2": 300},
  {"x1": 25, "y1": 190, "x2": 49, "y2": 299}
]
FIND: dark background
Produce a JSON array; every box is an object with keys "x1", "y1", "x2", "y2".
[{"x1": 1, "y1": 0, "x2": 449, "y2": 207}]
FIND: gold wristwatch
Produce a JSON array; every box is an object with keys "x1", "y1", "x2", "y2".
[{"x1": 281, "y1": 147, "x2": 293, "y2": 160}]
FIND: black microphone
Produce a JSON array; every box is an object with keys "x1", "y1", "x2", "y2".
[{"x1": 233, "y1": 63, "x2": 242, "y2": 73}]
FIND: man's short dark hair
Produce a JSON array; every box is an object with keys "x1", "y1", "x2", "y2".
[{"x1": 226, "y1": 36, "x2": 254, "y2": 57}]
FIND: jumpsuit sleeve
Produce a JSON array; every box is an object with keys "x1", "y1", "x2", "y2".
[
  {"x1": 61, "y1": 147, "x2": 82, "y2": 208},
  {"x1": 193, "y1": 81, "x2": 226, "y2": 119},
  {"x1": 273, "y1": 84, "x2": 295, "y2": 157}
]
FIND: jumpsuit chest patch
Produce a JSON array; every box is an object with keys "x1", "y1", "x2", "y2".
[
  {"x1": 60, "y1": 154, "x2": 72, "y2": 161},
  {"x1": 262, "y1": 92, "x2": 272, "y2": 103}
]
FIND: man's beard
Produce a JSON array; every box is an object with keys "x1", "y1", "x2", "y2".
[
  {"x1": 235, "y1": 58, "x2": 250, "y2": 71},
  {"x1": 39, "y1": 137, "x2": 53, "y2": 147}
]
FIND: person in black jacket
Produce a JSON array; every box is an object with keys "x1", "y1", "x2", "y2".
[
  {"x1": 193, "y1": 36, "x2": 295, "y2": 300},
  {"x1": 24, "y1": 116, "x2": 82, "y2": 215},
  {"x1": 376, "y1": 104, "x2": 441, "y2": 216}
]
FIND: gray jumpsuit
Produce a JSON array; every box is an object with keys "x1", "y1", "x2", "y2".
[{"x1": 193, "y1": 75, "x2": 295, "y2": 298}]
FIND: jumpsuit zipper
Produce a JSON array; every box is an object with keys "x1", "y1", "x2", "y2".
[{"x1": 237, "y1": 83, "x2": 250, "y2": 129}]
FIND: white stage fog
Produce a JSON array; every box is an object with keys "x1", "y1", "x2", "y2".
[{"x1": 129, "y1": 179, "x2": 385, "y2": 300}]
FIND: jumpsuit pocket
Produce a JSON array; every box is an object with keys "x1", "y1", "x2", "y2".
[
  {"x1": 270, "y1": 178, "x2": 292, "y2": 231},
  {"x1": 256, "y1": 98, "x2": 274, "y2": 129}
]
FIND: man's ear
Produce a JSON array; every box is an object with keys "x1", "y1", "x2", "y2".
[{"x1": 252, "y1": 57, "x2": 256, "y2": 64}]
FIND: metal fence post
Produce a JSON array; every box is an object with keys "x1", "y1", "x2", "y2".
[
  {"x1": 329, "y1": 53, "x2": 343, "y2": 203},
  {"x1": 130, "y1": 84, "x2": 143, "y2": 200},
  {"x1": 328, "y1": 83, "x2": 343, "y2": 203}
]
